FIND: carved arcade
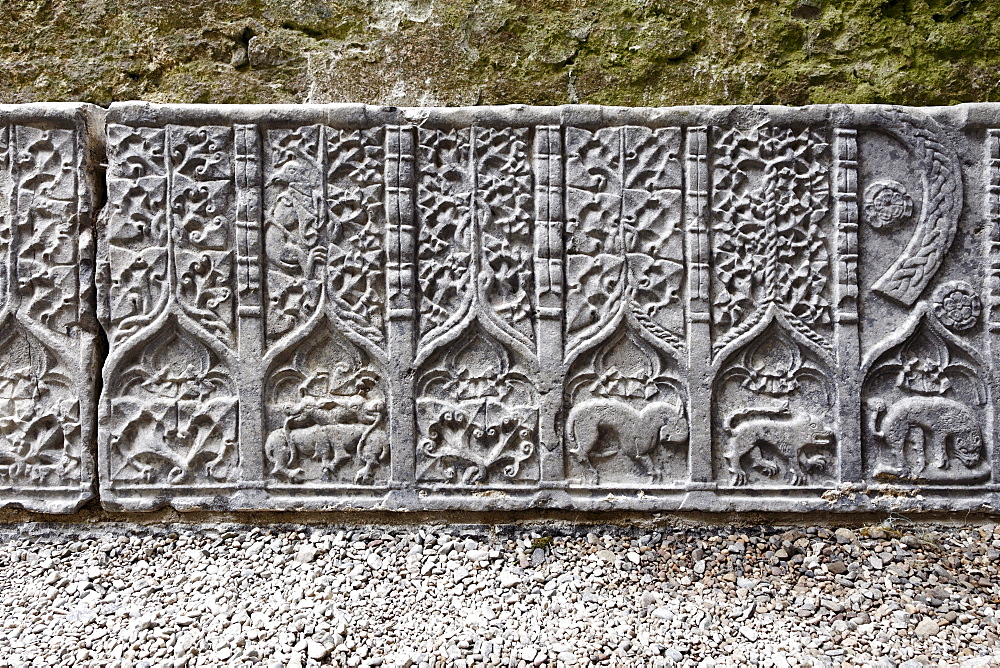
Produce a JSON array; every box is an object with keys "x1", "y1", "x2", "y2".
[{"x1": 4, "y1": 102, "x2": 1000, "y2": 512}]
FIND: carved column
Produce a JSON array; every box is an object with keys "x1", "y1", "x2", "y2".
[
  {"x1": 534, "y1": 125, "x2": 565, "y2": 483},
  {"x1": 385, "y1": 125, "x2": 417, "y2": 486},
  {"x1": 833, "y1": 128, "x2": 862, "y2": 483},
  {"x1": 234, "y1": 123, "x2": 265, "y2": 487},
  {"x1": 986, "y1": 129, "x2": 1000, "y2": 485},
  {"x1": 685, "y1": 126, "x2": 713, "y2": 484}
]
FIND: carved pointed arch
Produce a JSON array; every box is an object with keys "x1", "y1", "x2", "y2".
[
  {"x1": 262, "y1": 283, "x2": 388, "y2": 372},
  {"x1": 104, "y1": 304, "x2": 238, "y2": 385},
  {"x1": 414, "y1": 298, "x2": 537, "y2": 372},
  {"x1": 565, "y1": 304, "x2": 685, "y2": 404},
  {"x1": 711, "y1": 310, "x2": 837, "y2": 488},
  {"x1": 415, "y1": 320, "x2": 539, "y2": 485},
  {"x1": 104, "y1": 314, "x2": 239, "y2": 485},
  {"x1": 862, "y1": 303, "x2": 986, "y2": 405},
  {"x1": 0, "y1": 317, "x2": 80, "y2": 486},
  {"x1": 262, "y1": 311, "x2": 389, "y2": 485},
  {"x1": 862, "y1": 302, "x2": 984, "y2": 379},
  {"x1": 861, "y1": 301, "x2": 989, "y2": 484},
  {"x1": 712, "y1": 302, "x2": 835, "y2": 375}
]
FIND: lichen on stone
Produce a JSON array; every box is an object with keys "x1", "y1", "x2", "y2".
[{"x1": 2, "y1": 0, "x2": 999, "y2": 105}]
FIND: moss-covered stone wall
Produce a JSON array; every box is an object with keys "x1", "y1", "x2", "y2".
[{"x1": 3, "y1": 0, "x2": 999, "y2": 106}]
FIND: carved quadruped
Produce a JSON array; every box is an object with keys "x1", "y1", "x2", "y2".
[
  {"x1": 861, "y1": 302, "x2": 989, "y2": 483},
  {"x1": 87, "y1": 102, "x2": 1000, "y2": 513},
  {"x1": 0, "y1": 105, "x2": 101, "y2": 513}
]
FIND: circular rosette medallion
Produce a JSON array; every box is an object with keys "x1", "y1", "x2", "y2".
[
  {"x1": 932, "y1": 281, "x2": 981, "y2": 332},
  {"x1": 862, "y1": 179, "x2": 914, "y2": 230}
]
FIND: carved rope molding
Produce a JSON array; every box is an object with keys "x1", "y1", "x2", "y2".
[{"x1": 6, "y1": 102, "x2": 1000, "y2": 513}]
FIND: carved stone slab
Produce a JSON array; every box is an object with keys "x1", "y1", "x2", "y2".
[
  {"x1": 0, "y1": 103, "x2": 102, "y2": 513},
  {"x1": 97, "y1": 103, "x2": 1000, "y2": 513}
]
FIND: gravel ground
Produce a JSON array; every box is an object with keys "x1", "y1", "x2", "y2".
[{"x1": 0, "y1": 521, "x2": 998, "y2": 667}]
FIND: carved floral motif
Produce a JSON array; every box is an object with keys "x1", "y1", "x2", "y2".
[
  {"x1": 863, "y1": 179, "x2": 913, "y2": 230},
  {"x1": 417, "y1": 331, "x2": 536, "y2": 484},
  {"x1": 712, "y1": 126, "x2": 832, "y2": 353}
]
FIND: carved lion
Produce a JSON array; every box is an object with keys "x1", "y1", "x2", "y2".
[{"x1": 723, "y1": 406, "x2": 834, "y2": 486}]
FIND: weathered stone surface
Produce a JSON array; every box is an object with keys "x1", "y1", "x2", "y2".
[
  {"x1": 96, "y1": 102, "x2": 1000, "y2": 512},
  {"x1": 4, "y1": 0, "x2": 1000, "y2": 108},
  {"x1": 0, "y1": 103, "x2": 103, "y2": 513}
]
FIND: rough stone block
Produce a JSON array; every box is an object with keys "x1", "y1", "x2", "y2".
[
  {"x1": 97, "y1": 103, "x2": 1000, "y2": 512},
  {"x1": 0, "y1": 103, "x2": 103, "y2": 512}
]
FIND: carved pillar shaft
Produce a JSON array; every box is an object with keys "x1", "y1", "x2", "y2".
[
  {"x1": 234, "y1": 124, "x2": 265, "y2": 486},
  {"x1": 534, "y1": 125, "x2": 565, "y2": 483},
  {"x1": 834, "y1": 128, "x2": 862, "y2": 483},
  {"x1": 986, "y1": 129, "x2": 1000, "y2": 485},
  {"x1": 685, "y1": 126, "x2": 713, "y2": 484},
  {"x1": 385, "y1": 125, "x2": 417, "y2": 486}
]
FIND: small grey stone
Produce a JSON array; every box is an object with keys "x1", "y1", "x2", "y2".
[
  {"x1": 294, "y1": 546, "x2": 317, "y2": 563},
  {"x1": 914, "y1": 618, "x2": 940, "y2": 637}
]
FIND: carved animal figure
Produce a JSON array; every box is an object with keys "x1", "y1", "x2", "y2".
[
  {"x1": 723, "y1": 406, "x2": 834, "y2": 486},
  {"x1": 566, "y1": 397, "x2": 688, "y2": 483},
  {"x1": 869, "y1": 396, "x2": 982, "y2": 478},
  {"x1": 266, "y1": 420, "x2": 385, "y2": 484}
]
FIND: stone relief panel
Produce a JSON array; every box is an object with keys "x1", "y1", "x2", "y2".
[
  {"x1": 101, "y1": 122, "x2": 240, "y2": 495},
  {"x1": 88, "y1": 103, "x2": 1000, "y2": 512},
  {"x1": 563, "y1": 126, "x2": 688, "y2": 486},
  {"x1": 0, "y1": 105, "x2": 101, "y2": 513},
  {"x1": 261, "y1": 125, "x2": 389, "y2": 487},
  {"x1": 414, "y1": 126, "x2": 540, "y2": 485},
  {"x1": 709, "y1": 125, "x2": 838, "y2": 487},
  {"x1": 857, "y1": 110, "x2": 987, "y2": 486}
]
